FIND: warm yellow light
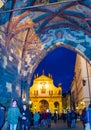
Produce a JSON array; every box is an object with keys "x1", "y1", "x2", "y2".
[
  {"x1": 22, "y1": 97, "x2": 26, "y2": 102},
  {"x1": 76, "y1": 106, "x2": 78, "y2": 110},
  {"x1": 56, "y1": 42, "x2": 62, "y2": 46},
  {"x1": 45, "y1": 83, "x2": 49, "y2": 88},
  {"x1": 34, "y1": 105, "x2": 36, "y2": 110},
  {"x1": 0, "y1": 0, "x2": 4, "y2": 8},
  {"x1": 29, "y1": 100, "x2": 32, "y2": 105},
  {"x1": 22, "y1": 93, "x2": 26, "y2": 102},
  {"x1": 80, "y1": 101, "x2": 85, "y2": 105}
]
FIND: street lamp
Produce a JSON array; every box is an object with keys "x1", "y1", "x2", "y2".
[
  {"x1": 29, "y1": 100, "x2": 32, "y2": 105},
  {"x1": 21, "y1": 80, "x2": 27, "y2": 103},
  {"x1": 22, "y1": 97, "x2": 26, "y2": 102},
  {"x1": 22, "y1": 92, "x2": 26, "y2": 102}
]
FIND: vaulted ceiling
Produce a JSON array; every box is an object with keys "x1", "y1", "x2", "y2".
[{"x1": 0, "y1": 0, "x2": 91, "y2": 105}]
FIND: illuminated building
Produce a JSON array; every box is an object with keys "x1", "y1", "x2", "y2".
[
  {"x1": 62, "y1": 91, "x2": 71, "y2": 113},
  {"x1": 71, "y1": 54, "x2": 91, "y2": 114},
  {"x1": 29, "y1": 70, "x2": 62, "y2": 114}
]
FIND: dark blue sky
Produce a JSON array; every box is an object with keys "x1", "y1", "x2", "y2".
[{"x1": 31, "y1": 47, "x2": 76, "y2": 93}]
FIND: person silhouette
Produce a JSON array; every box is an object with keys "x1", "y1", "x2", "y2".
[
  {"x1": 0, "y1": 104, "x2": 5, "y2": 130},
  {"x1": 7, "y1": 100, "x2": 21, "y2": 130}
]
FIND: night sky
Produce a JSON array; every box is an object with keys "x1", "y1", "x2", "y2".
[{"x1": 31, "y1": 47, "x2": 76, "y2": 94}]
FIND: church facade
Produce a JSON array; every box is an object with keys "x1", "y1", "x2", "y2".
[{"x1": 29, "y1": 71, "x2": 62, "y2": 114}]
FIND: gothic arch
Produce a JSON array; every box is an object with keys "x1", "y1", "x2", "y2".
[{"x1": 29, "y1": 42, "x2": 90, "y2": 85}]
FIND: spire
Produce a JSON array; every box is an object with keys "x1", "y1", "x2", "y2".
[
  {"x1": 42, "y1": 69, "x2": 44, "y2": 75},
  {"x1": 36, "y1": 73, "x2": 38, "y2": 78},
  {"x1": 58, "y1": 83, "x2": 61, "y2": 87},
  {"x1": 48, "y1": 73, "x2": 51, "y2": 78},
  {"x1": 34, "y1": 74, "x2": 36, "y2": 79}
]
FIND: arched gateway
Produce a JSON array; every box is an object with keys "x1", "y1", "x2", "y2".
[{"x1": 0, "y1": 0, "x2": 91, "y2": 106}]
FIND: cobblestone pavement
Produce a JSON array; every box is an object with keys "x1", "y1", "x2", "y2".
[
  {"x1": 30, "y1": 120, "x2": 83, "y2": 130},
  {"x1": 2, "y1": 119, "x2": 83, "y2": 130}
]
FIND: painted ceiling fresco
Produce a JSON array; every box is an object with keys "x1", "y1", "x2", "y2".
[{"x1": 0, "y1": 0, "x2": 91, "y2": 105}]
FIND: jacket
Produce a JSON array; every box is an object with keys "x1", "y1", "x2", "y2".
[{"x1": 7, "y1": 106, "x2": 21, "y2": 124}]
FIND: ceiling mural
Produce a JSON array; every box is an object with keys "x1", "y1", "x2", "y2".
[{"x1": 0, "y1": 0, "x2": 91, "y2": 105}]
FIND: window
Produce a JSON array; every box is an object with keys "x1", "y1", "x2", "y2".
[
  {"x1": 41, "y1": 86, "x2": 46, "y2": 94},
  {"x1": 49, "y1": 90, "x2": 53, "y2": 95},
  {"x1": 58, "y1": 90, "x2": 61, "y2": 95}
]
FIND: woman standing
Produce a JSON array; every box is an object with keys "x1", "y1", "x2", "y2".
[{"x1": 7, "y1": 100, "x2": 21, "y2": 130}]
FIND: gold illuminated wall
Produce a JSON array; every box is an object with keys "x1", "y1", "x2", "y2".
[{"x1": 29, "y1": 71, "x2": 62, "y2": 114}]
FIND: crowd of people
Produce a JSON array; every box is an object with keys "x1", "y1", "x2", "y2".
[
  {"x1": 61, "y1": 106, "x2": 91, "y2": 130},
  {"x1": 61, "y1": 109, "x2": 78, "y2": 128},
  {"x1": 61, "y1": 105, "x2": 91, "y2": 130},
  {"x1": 0, "y1": 100, "x2": 91, "y2": 130},
  {"x1": 0, "y1": 101, "x2": 79, "y2": 130},
  {"x1": 0, "y1": 100, "x2": 53, "y2": 130}
]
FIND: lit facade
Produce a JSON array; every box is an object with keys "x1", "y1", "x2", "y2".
[
  {"x1": 71, "y1": 54, "x2": 91, "y2": 114},
  {"x1": 29, "y1": 71, "x2": 62, "y2": 114},
  {"x1": 62, "y1": 91, "x2": 71, "y2": 113}
]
